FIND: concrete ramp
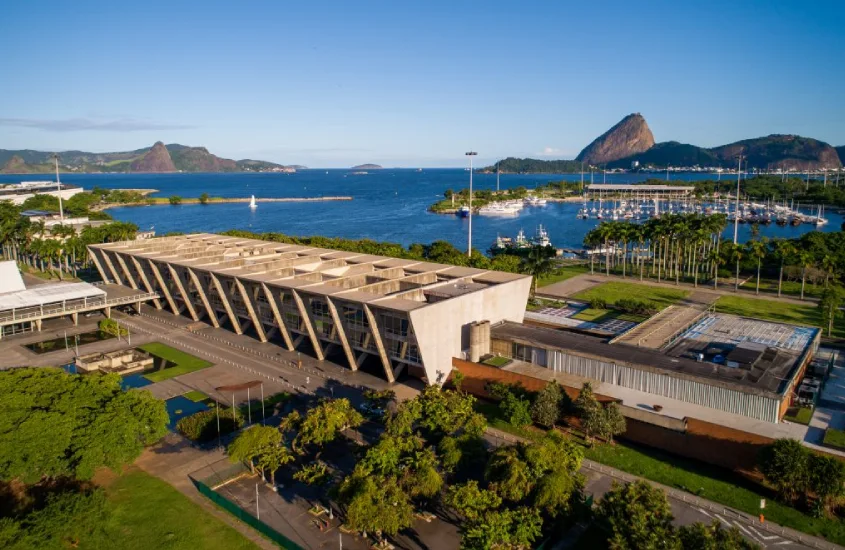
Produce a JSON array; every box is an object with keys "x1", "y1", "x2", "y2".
[{"x1": 613, "y1": 305, "x2": 708, "y2": 349}]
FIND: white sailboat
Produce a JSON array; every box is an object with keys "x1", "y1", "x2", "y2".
[{"x1": 249, "y1": 195, "x2": 257, "y2": 209}]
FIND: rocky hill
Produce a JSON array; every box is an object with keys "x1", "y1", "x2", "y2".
[
  {"x1": 607, "y1": 141, "x2": 721, "y2": 169},
  {"x1": 0, "y1": 143, "x2": 297, "y2": 173},
  {"x1": 576, "y1": 113, "x2": 655, "y2": 165},
  {"x1": 351, "y1": 164, "x2": 383, "y2": 170},
  {"x1": 129, "y1": 142, "x2": 176, "y2": 172},
  {"x1": 837, "y1": 147, "x2": 845, "y2": 165}
]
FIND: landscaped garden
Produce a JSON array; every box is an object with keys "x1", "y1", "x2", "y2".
[
  {"x1": 571, "y1": 282, "x2": 689, "y2": 311},
  {"x1": 784, "y1": 406, "x2": 813, "y2": 425},
  {"x1": 137, "y1": 342, "x2": 213, "y2": 382},
  {"x1": 536, "y1": 264, "x2": 590, "y2": 287}
]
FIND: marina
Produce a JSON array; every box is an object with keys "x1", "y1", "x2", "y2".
[{"x1": 3, "y1": 170, "x2": 839, "y2": 253}]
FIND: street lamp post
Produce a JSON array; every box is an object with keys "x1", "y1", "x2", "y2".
[
  {"x1": 465, "y1": 151, "x2": 477, "y2": 257},
  {"x1": 733, "y1": 154, "x2": 745, "y2": 244},
  {"x1": 53, "y1": 154, "x2": 64, "y2": 221}
]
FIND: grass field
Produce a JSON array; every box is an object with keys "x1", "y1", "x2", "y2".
[
  {"x1": 571, "y1": 308, "x2": 648, "y2": 324},
  {"x1": 572, "y1": 282, "x2": 689, "y2": 311},
  {"x1": 823, "y1": 428, "x2": 845, "y2": 451},
  {"x1": 476, "y1": 403, "x2": 845, "y2": 545},
  {"x1": 784, "y1": 406, "x2": 813, "y2": 425},
  {"x1": 739, "y1": 277, "x2": 825, "y2": 300},
  {"x1": 138, "y1": 343, "x2": 213, "y2": 382},
  {"x1": 537, "y1": 264, "x2": 590, "y2": 287},
  {"x1": 94, "y1": 469, "x2": 260, "y2": 549},
  {"x1": 714, "y1": 295, "x2": 839, "y2": 337}
]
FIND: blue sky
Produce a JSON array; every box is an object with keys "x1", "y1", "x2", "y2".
[{"x1": 1, "y1": 1, "x2": 843, "y2": 167}]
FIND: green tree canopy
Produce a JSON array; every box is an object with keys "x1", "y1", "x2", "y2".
[
  {"x1": 596, "y1": 480, "x2": 678, "y2": 550},
  {"x1": 757, "y1": 439, "x2": 810, "y2": 503},
  {"x1": 0, "y1": 368, "x2": 168, "y2": 483}
]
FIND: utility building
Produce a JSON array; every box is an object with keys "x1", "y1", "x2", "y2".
[{"x1": 88, "y1": 234, "x2": 531, "y2": 384}]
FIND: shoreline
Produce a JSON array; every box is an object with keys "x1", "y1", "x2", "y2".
[
  {"x1": 430, "y1": 195, "x2": 582, "y2": 214},
  {"x1": 95, "y1": 196, "x2": 353, "y2": 211}
]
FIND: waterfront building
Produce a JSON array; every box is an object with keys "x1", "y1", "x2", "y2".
[
  {"x1": 0, "y1": 181, "x2": 82, "y2": 205},
  {"x1": 88, "y1": 233, "x2": 531, "y2": 383},
  {"x1": 585, "y1": 183, "x2": 694, "y2": 199}
]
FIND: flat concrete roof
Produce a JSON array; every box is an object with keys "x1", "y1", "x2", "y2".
[
  {"x1": 0, "y1": 282, "x2": 105, "y2": 311},
  {"x1": 492, "y1": 321, "x2": 803, "y2": 397},
  {"x1": 91, "y1": 233, "x2": 530, "y2": 312}
]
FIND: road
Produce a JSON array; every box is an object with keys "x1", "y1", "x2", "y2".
[{"x1": 116, "y1": 309, "x2": 835, "y2": 550}]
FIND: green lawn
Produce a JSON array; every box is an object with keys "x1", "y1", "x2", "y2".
[
  {"x1": 183, "y1": 390, "x2": 209, "y2": 402},
  {"x1": 572, "y1": 308, "x2": 647, "y2": 324},
  {"x1": 138, "y1": 342, "x2": 213, "y2": 382},
  {"x1": 572, "y1": 282, "x2": 689, "y2": 311},
  {"x1": 739, "y1": 278, "x2": 825, "y2": 300},
  {"x1": 823, "y1": 428, "x2": 845, "y2": 451},
  {"x1": 476, "y1": 403, "x2": 845, "y2": 545},
  {"x1": 94, "y1": 469, "x2": 260, "y2": 549},
  {"x1": 714, "y1": 295, "x2": 839, "y2": 337},
  {"x1": 538, "y1": 265, "x2": 590, "y2": 287},
  {"x1": 784, "y1": 406, "x2": 813, "y2": 425}
]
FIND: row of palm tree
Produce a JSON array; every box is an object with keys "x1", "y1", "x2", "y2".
[
  {"x1": 0, "y1": 203, "x2": 138, "y2": 279},
  {"x1": 584, "y1": 214, "x2": 834, "y2": 299}
]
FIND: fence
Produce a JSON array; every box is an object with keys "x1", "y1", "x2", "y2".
[{"x1": 191, "y1": 477, "x2": 305, "y2": 550}]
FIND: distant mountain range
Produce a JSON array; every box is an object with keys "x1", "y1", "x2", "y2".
[
  {"x1": 0, "y1": 142, "x2": 303, "y2": 174},
  {"x1": 485, "y1": 114, "x2": 844, "y2": 173}
]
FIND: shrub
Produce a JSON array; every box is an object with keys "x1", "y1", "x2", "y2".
[
  {"x1": 98, "y1": 318, "x2": 128, "y2": 337},
  {"x1": 589, "y1": 297, "x2": 607, "y2": 309},
  {"x1": 293, "y1": 462, "x2": 331, "y2": 486},
  {"x1": 169, "y1": 195, "x2": 182, "y2": 205},
  {"x1": 615, "y1": 298, "x2": 658, "y2": 315},
  {"x1": 176, "y1": 408, "x2": 243, "y2": 442}
]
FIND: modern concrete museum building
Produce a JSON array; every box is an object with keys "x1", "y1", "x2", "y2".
[{"x1": 88, "y1": 233, "x2": 531, "y2": 384}]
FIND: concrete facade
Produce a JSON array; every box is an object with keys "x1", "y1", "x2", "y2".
[{"x1": 88, "y1": 233, "x2": 532, "y2": 384}]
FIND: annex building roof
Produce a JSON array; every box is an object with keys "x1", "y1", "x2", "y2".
[
  {"x1": 0, "y1": 281, "x2": 105, "y2": 311},
  {"x1": 0, "y1": 261, "x2": 25, "y2": 293}
]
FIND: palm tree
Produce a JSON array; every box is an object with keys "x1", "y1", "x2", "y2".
[
  {"x1": 772, "y1": 239, "x2": 795, "y2": 297},
  {"x1": 584, "y1": 229, "x2": 600, "y2": 275},
  {"x1": 521, "y1": 246, "x2": 555, "y2": 297},
  {"x1": 746, "y1": 238, "x2": 768, "y2": 295},
  {"x1": 797, "y1": 250, "x2": 815, "y2": 300},
  {"x1": 820, "y1": 254, "x2": 837, "y2": 289}
]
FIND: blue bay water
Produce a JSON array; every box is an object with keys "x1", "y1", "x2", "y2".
[{"x1": 1, "y1": 170, "x2": 840, "y2": 251}]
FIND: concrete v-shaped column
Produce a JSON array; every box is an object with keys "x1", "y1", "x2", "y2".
[
  {"x1": 147, "y1": 260, "x2": 178, "y2": 314},
  {"x1": 363, "y1": 304, "x2": 394, "y2": 383},
  {"x1": 234, "y1": 279, "x2": 266, "y2": 342},
  {"x1": 186, "y1": 268, "x2": 218, "y2": 327},
  {"x1": 114, "y1": 253, "x2": 139, "y2": 289},
  {"x1": 291, "y1": 290, "x2": 324, "y2": 361},
  {"x1": 261, "y1": 283, "x2": 294, "y2": 351},
  {"x1": 100, "y1": 250, "x2": 123, "y2": 286},
  {"x1": 210, "y1": 273, "x2": 242, "y2": 334},
  {"x1": 87, "y1": 247, "x2": 109, "y2": 283},
  {"x1": 131, "y1": 257, "x2": 162, "y2": 309},
  {"x1": 167, "y1": 265, "x2": 200, "y2": 321},
  {"x1": 326, "y1": 297, "x2": 357, "y2": 371}
]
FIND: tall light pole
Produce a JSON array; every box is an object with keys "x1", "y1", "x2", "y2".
[
  {"x1": 53, "y1": 154, "x2": 64, "y2": 221},
  {"x1": 465, "y1": 151, "x2": 477, "y2": 257},
  {"x1": 733, "y1": 153, "x2": 745, "y2": 244}
]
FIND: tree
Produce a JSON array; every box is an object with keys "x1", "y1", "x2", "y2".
[
  {"x1": 574, "y1": 382, "x2": 603, "y2": 441},
  {"x1": 445, "y1": 480, "x2": 502, "y2": 521},
  {"x1": 294, "y1": 398, "x2": 363, "y2": 450},
  {"x1": 818, "y1": 285, "x2": 843, "y2": 337},
  {"x1": 486, "y1": 446, "x2": 534, "y2": 502},
  {"x1": 461, "y1": 507, "x2": 543, "y2": 550},
  {"x1": 500, "y1": 391, "x2": 532, "y2": 428},
  {"x1": 490, "y1": 254, "x2": 522, "y2": 274},
  {"x1": 746, "y1": 238, "x2": 768, "y2": 295},
  {"x1": 451, "y1": 370, "x2": 465, "y2": 392},
  {"x1": 772, "y1": 239, "x2": 795, "y2": 297},
  {"x1": 600, "y1": 402, "x2": 627, "y2": 444},
  {"x1": 339, "y1": 475, "x2": 414, "y2": 539},
  {"x1": 169, "y1": 195, "x2": 182, "y2": 205},
  {"x1": 596, "y1": 481, "x2": 678, "y2": 550},
  {"x1": 530, "y1": 381, "x2": 564, "y2": 429},
  {"x1": 797, "y1": 250, "x2": 815, "y2": 300},
  {"x1": 807, "y1": 453, "x2": 845, "y2": 515},
  {"x1": 678, "y1": 520, "x2": 759, "y2": 550},
  {"x1": 199, "y1": 192, "x2": 210, "y2": 205},
  {"x1": 227, "y1": 425, "x2": 282, "y2": 474},
  {"x1": 520, "y1": 246, "x2": 554, "y2": 296},
  {"x1": 256, "y1": 441, "x2": 294, "y2": 486},
  {"x1": 0, "y1": 368, "x2": 168, "y2": 483},
  {"x1": 757, "y1": 439, "x2": 809, "y2": 503}
]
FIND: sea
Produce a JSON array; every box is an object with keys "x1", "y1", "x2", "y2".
[{"x1": 1, "y1": 170, "x2": 840, "y2": 251}]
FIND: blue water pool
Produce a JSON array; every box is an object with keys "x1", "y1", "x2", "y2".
[
  {"x1": 121, "y1": 373, "x2": 153, "y2": 390},
  {"x1": 166, "y1": 395, "x2": 210, "y2": 430}
]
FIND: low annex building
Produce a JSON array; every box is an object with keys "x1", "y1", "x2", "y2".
[{"x1": 88, "y1": 233, "x2": 532, "y2": 384}]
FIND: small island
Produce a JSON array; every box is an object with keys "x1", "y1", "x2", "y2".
[{"x1": 350, "y1": 164, "x2": 383, "y2": 170}]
